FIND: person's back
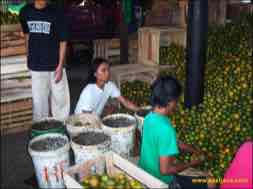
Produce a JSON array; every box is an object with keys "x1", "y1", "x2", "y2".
[
  {"x1": 139, "y1": 111, "x2": 179, "y2": 184},
  {"x1": 138, "y1": 76, "x2": 207, "y2": 189}
]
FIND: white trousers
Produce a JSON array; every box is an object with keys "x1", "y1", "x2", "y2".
[{"x1": 31, "y1": 69, "x2": 70, "y2": 121}]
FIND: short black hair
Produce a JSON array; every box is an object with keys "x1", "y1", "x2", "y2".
[
  {"x1": 150, "y1": 76, "x2": 182, "y2": 107},
  {"x1": 87, "y1": 57, "x2": 109, "y2": 83},
  {"x1": 92, "y1": 57, "x2": 109, "y2": 73}
]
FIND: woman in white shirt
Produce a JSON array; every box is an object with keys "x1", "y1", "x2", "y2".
[{"x1": 75, "y1": 58, "x2": 140, "y2": 117}]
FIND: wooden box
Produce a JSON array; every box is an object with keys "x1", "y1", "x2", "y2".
[
  {"x1": 63, "y1": 152, "x2": 168, "y2": 189},
  {"x1": 93, "y1": 37, "x2": 138, "y2": 64},
  {"x1": 110, "y1": 64, "x2": 160, "y2": 90},
  {"x1": 1, "y1": 97, "x2": 33, "y2": 135},
  {"x1": 138, "y1": 27, "x2": 186, "y2": 66},
  {"x1": 0, "y1": 24, "x2": 26, "y2": 57},
  {"x1": 1, "y1": 78, "x2": 32, "y2": 135}
]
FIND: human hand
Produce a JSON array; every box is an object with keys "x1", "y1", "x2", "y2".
[
  {"x1": 55, "y1": 65, "x2": 63, "y2": 83},
  {"x1": 190, "y1": 159, "x2": 202, "y2": 167},
  {"x1": 190, "y1": 153, "x2": 205, "y2": 167}
]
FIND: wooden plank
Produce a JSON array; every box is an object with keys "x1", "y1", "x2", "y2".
[
  {"x1": 1, "y1": 89, "x2": 32, "y2": 103},
  {"x1": 105, "y1": 152, "x2": 115, "y2": 176},
  {"x1": 108, "y1": 49, "x2": 120, "y2": 56},
  {"x1": 63, "y1": 173, "x2": 83, "y2": 189},
  {"x1": 1, "y1": 99, "x2": 32, "y2": 114},
  {"x1": 1, "y1": 78, "x2": 31, "y2": 90},
  {"x1": 1, "y1": 39, "x2": 25, "y2": 48},
  {"x1": 109, "y1": 39, "x2": 120, "y2": 49},
  {"x1": 1, "y1": 115, "x2": 32, "y2": 127},
  {"x1": 1, "y1": 71, "x2": 30, "y2": 80},
  {"x1": 0, "y1": 55, "x2": 27, "y2": 65},
  {"x1": 112, "y1": 153, "x2": 168, "y2": 188},
  {"x1": 0, "y1": 45, "x2": 27, "y2": 57},
  {"x1": 1, "y1": 109, "x2": 32, "y2": 120},
  {"x1": 1, "y1": 108, "x2": 32, "y2": 118},
  {"x1": 1, "y1": 119, "x2": 32, "y2": 129},
  {"x1": 1, "y1": 120, "x2": 32, "y2": 131},
  {"x1": 1, "y1": 31, "x2": 24, "y2": 40},
  {"x1": 1, "y1": 124, "x2": 32, "y2": 136},
  {"x1": 0, "y1": 24, "x2": 22, "y2": 32}
]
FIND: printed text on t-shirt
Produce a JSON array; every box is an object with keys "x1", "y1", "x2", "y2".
[{"x1": 27, "y1": 21, "x2": 51, "y2": 34}]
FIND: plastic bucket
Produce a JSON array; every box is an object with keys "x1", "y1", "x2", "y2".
[
  {"x1": 30, "y1": 118, "x2": 66, "y2": 139},
  {"x1": 101, "y1": 113, "x2": 137, "y2": 158},
  {"x1": 71, "y1": 129, "x2": 111, "y2": 177},
  {"x1": 134, "y1": 106, "x2": 152, "y2": 136},
  {"x1": 28, "y1": 133, "x2": 70, "y2": 188},
  {"x1": 65, "y1": 113, "x2": 101, "y2": 138}
]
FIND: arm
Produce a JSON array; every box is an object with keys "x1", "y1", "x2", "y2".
[
  {"x1": 160, "y1": 156, "x2": 202, "y2": 175},
  {"x1": 19, "y1": 7, "x2": 29, "y2": 54},
  {"x1": 55, "y1": 8, "x2": 69, "y2": 83},
  {"x1": 178, "y1": 140, "x2": 200, "y2": 154},
  {"x1": 160, "y1": 156, "x2": 190, "y2": 174},
  {"x1": 159, "y1": 126, "x2": 202, "y2": 175},
  {"x1": 55, "y1": 41, "x2": 67, "y2": 83},
  {"x1": 117, "y1": 96, "x2": 140, "y2": 112},
  {"x1": 24, "y1": 34, "x2": 29, "y2": 54},
  {"x1": 75, "y1": 87, "x2": 94, "y2": 114}
]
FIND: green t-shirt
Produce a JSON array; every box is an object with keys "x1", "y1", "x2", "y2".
[{"x1": 138, "y1": 112, "x2": 179, "y2": 184}]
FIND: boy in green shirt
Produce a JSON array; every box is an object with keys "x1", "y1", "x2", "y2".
[{"x1": 139, "y1": 76, "x2": 207, "y2": 189}]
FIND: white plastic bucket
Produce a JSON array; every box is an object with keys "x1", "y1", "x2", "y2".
[
  {"x1": 28, "y1": 133, "x2": 70, "y2": 189},
  {"x1": 134, "y1": 106, "x2": 152, "y2": 136},
  {"x1": 71, "y1": 128, "x2": 111, "y2": 177},
  {"x1": 65, "y1": 113, "x2": 101, "y2": 138},
  {"x1": 102, "y1": 113, "x2": 137, "y2": 158}
]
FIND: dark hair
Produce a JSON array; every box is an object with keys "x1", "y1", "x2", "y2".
[
  {"x1": 87, "y1": 57, "x2": 109, "y2": 83},
  {"x1": 150, "y1": 76, "x2": 182, "y2": 107}
]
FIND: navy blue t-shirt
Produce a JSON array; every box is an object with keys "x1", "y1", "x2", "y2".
[{"x1": 19, "y1": 4, "x2": 68, "y2": 71}]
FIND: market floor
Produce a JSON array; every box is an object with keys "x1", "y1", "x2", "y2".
[{"x1": 1, "y1": 62, "x2": 90, "y2": 189}]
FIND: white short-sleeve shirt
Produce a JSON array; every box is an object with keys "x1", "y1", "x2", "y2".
[{"x1": 74, "y1": 81, "x2": 121, "y2": 116}]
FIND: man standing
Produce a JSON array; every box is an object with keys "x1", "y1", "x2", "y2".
[{"x1": 19, "y1": 0, "x2": 70, "y2": 121}]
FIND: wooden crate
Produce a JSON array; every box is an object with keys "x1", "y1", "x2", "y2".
[
  {"x1": 110, "y1": 64, "x2": 159, "y2": 89},
  {"x1": 145, "y1": 0, "x2": 187, "y2": 27},
  {"x1": 1, "y1": 78, "x2": 32, "y2": 135},
  {"x1": 227, "y1": 3, "x2": 253, "y2": 21},
  {"x1": 1, "y1": 97, "x2": 33, "y2": 135},
  {"x1": 138, "y1": 27, "x2": 186, "y2": 66},
  {"x1": 63, "y1": 152, "x2": 168, "y2": 189},
  {"x1": 1, "y1": 55, "x2": 29, "y2": 80},
  {"x1": 93, "y1": 37, "x2": 138, "y2": 64},
  {"x1": 0, "y1": 24, "x2": 26, "y2": 57}
]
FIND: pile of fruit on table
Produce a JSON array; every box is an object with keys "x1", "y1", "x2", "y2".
[
  {"x1": 121, "y1": 13, "x2": 252, "y2": 178},
  {"x1": 81, "y1": 174, "x2": 144, "y2": 189}
]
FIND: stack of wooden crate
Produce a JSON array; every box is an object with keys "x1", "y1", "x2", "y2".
[
  {"x1": 1, "y1": 23, "x2": 32, "y2": 135},
  {"x1": 1, "y1": 78, "x2": 32, "y2": 135},
  {"x1": 0, "y1": 24, "x2": 26, "y2": 58}
]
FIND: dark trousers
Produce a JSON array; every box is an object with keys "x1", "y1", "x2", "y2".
[{"x1": 169, "y1": 175, "x2": 208, "y2": 189}]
